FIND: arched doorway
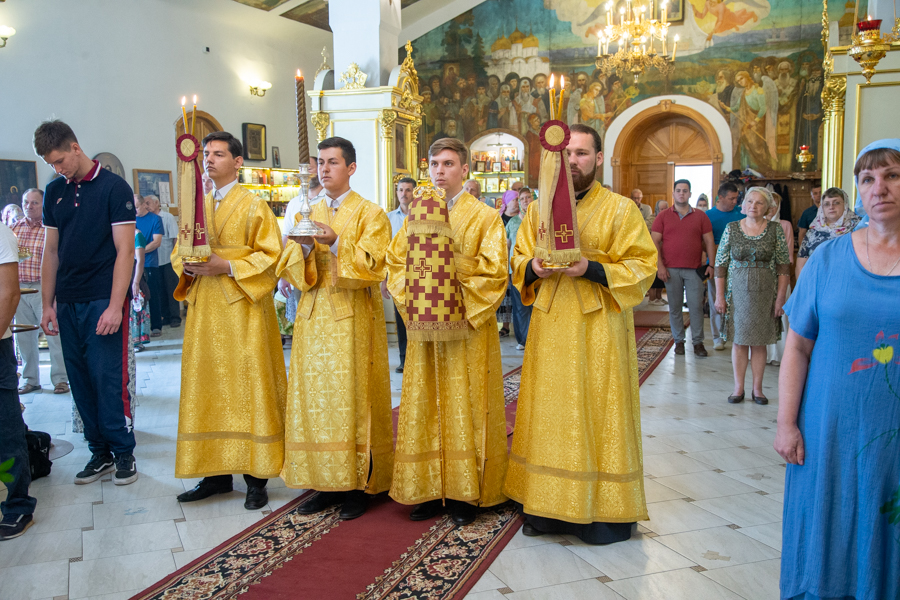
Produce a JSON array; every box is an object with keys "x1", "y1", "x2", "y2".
[
  {"x1": 172, "y1": 111, "x2": 223, "y2": 213},
  {"x1": 611, "y1": 102, "x2": 724, "y2": 209}
]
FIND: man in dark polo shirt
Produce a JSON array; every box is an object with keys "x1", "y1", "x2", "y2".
[
  {"x1": 796, "y1": 181, "x2": 821, "y2": 251},
  {"x1": 650, "y1": 179, "x2": 716, "y2": 357},
  {"x1": 34, "y1": 120, "x2": 138, "y2": 486}
]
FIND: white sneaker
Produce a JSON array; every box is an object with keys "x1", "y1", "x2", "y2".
[
  {"x1": 714, "y1": 340, "x2": 725, "y2": 351},
  {"x1": 516, "y1": 344, "x2": 525, "y2": 351}
]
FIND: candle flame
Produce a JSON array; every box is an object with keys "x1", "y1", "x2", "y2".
[
  {"x1": 181, "y1": 96, "x2": 186, "y2": 106},
  {"x1": 560, "y1": 74, "x2": 565, "y2": 88},
  {"x1": 192, "y1": 95, "x2": 197, "y2": 104},
  {"x1": 549, "y1": 73, "x2": 555, "y2": 88},
  {"x1": 296, "y1": 69, "x2": 302, "y2": 78},
  {"x1": 868, "y1": 14, "x2": 872, "y2": 20},
  {"x1": 674, "y1": 34, "x2": 680, "y2": 41}
]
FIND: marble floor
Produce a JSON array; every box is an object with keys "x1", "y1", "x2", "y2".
[{"x1": 0, "y1": 300, "x2": 786, "y2": 600}]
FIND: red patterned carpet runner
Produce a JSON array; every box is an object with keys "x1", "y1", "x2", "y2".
[{"x1": 132, "y1": 324, "x2": 673, "y2": 600}]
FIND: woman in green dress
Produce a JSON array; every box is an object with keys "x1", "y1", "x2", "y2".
[{"x1": 714, "y1": 186, "x2": 790, "y2": 404}]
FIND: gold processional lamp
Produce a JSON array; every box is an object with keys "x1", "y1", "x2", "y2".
[
  {"x1": 848, "y1": 14, "x2": 899, "y2": 84},
  {"x1": 175, "y1": 95, "x2": 213, "y2": 265},
  {"x1": 595, "y1": 0, "x2": 677, "y2": 84}
]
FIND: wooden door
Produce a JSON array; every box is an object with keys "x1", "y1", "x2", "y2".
[{"x1": 632, "y1": 163, "x2": 670, "y2": 212}]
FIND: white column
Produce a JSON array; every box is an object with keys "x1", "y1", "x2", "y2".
[
  {"x1": 329, "y1": 0, "x2": 401, "y2": 87},
  {"x1": 868, "y1": 0, "x2": 897, "y2": 34}
]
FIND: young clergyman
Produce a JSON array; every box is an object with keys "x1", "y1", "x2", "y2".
[
  {"x1": 278, "y1": 137, "x2": 394, "y2": 520},
  {"x1": 504, "y1": 123, "x2": 658, "y2": 544},
  {"x1": 173, "y1": 131, "x2": 286, "y2": 511},
  {"x1": 386, "y1": 137, "x2": 509, "y2": 526}
]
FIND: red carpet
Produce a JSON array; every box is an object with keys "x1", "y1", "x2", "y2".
[{"x1": 132, "y1": 328, "x2": 673, "y2": 600}]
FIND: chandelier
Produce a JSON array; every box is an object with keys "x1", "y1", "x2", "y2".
[
  {"x1": 595, "y1": 0, "x2": 677, "y2": 84},
  {"x1": 848, "y1": 13, "x2": 899, "y2": 84}
]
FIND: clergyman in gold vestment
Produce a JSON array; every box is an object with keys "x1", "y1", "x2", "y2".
[
  {"x1": 277, "y1": 137, "x2": 394, "y2": 521},
  {"x1": 172, "y1": 132, "x2": 287, "y2": 511},
  {"x1": 504, "y1": 124, "x2": 658, "y2": 544},
  {"x1": 386, "y1": 138, "x2": 509, "y2": 526}
]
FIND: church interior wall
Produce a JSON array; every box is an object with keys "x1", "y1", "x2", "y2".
[
  {"x1": 408, "y1": 0, "x2": 840, "y2": 188},
  {"x1": 0, "y1": 0, "x2": 331, "y2": 195}
]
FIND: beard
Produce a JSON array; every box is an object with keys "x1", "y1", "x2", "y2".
[
  {"x1": 753, "y1": 72, "x2": 763, "y2": 84},
  {"x1": 310, "y1": 176, "x2": 320, "y2": 189},
  {"x1": 570, "y1": 162, "x2": 597, "y2": 193},
  {"x1": 716, "y1": 80, "x2": 728, "y2": 93}
]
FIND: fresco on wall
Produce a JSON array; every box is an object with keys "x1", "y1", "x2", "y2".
[{"x1": 408, "y1": 0, "x2": 833, "y2": 177}]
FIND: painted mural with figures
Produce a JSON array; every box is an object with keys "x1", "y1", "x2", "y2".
[{"x1": 408, "y1": 0, "x2": 853, "y2": 177}]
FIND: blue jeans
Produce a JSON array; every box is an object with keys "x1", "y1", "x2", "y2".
[
  {"x1": 664, "y1": 267, "x2": 705, "y2": 345},
  {"x1": 58, "y1": 299, "x2": 136, "y2": 457},
  {"x1": 0, "y1": 337, "x2": 36, "y2": 517},
  {"x1": 510, "y1": 282, "x2": 532, "y2": 346}
]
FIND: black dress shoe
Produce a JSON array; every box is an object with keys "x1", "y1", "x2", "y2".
[
  {"x1": 521, "y1": 522, "x2": 546, "y2": 537},
  {"x1": 395, "y1": 365, "x2": 404, "y2": 373},
  {"x1": 177, "y1": 479, "x2": 233, "y2": 503},
  {"x1": 297, "y1": 491, "x2": 343, "y2": 515},
  {"x1": 727, "y1": 392, "x2": 745, "y2": 404},
  {"x1": 244, "y1": 486, "x2": 268, "y2": 510},
  {"x1": 339, "y1": 490, "x2": 368, "y2": 520},
  {"x1": 752, "y1": 394, "x2": 769, "y2": 405},
  {"x1": 450, "y1": 501, "x2": 476, "y2": 526},
  {"x1": 674, "y1": 342, "x2": 685, "y2": 355},
  {"x1": 409, "y1": 499, "x2": 442, "y2": 521}
]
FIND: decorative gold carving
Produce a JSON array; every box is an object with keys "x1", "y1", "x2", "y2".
[
  {"x1": 395, "y1": 40, "x2": 423, "y2": 117},
  {"x1": 316, "y1": 46, "x2": 331, "y2": 77},
  {"x1": 311, "y1": 111, "x2": 330, "y2": 143},
  {"x1": 339, "y1": 63, "x2": 367, "y2": 90},
  {"x1": 410, "y1": 118, "x2": 421, "y2": 151},
  {"x1": 380, "y1": 110, "x2": 398, "y2": 139},
  {"x1": 658, "y1": 99, "x2": 675, "y2": 111}
]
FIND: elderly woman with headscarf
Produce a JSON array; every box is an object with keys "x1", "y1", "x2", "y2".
[
  {"x1": 714, "y1": 186, "x2": 790, "y2": 404},
  {"x1": 795, "y1": 186, "x2": 859, "y2": 279},
  {"x1": 765, "y1": 191, "x2": 794, "y2": 365},
  {"x1": 775, "y1": 139, "x2": 900, "y2": 600}
]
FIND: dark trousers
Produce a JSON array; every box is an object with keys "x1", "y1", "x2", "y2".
[
  {"x1": 394, "y1": 304, "x2": 407, "y2": 366},
  {"x1": 206, "y1": 474, "x2": 268, "y2": 489},
  {"x1": 510, "y1": 283, "x2": 532, "y2": 346},
  {"x1": 145, "y1": 266, "x2": 163, "y2": 330},
  {"x1": 0, "y1": 337, "x2": 35, "y2": 517},
  {"x1": 58, "y1": 299, "x2": 136, "y2": 457},
  {"x1": 159, "y1": 262, "x2": 181, "y2": 325}
]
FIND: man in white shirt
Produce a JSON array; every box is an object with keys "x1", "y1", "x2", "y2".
[
  {"x1": 382, "y1": 177, "x2": 414, "y2": 372},
  {"x1": 146, "y1": 195, "x2": 181, "y2": 327},
  {"x1": 0, "y1": 222, "x2": 33, "y2": 540},
  {"x1": 464, "y1": 178, "x2": 491, "y2": 207}
]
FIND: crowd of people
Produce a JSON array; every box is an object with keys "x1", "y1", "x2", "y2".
[{"x1": 0, "y1": 117, "x2": 897, "y2": 600}]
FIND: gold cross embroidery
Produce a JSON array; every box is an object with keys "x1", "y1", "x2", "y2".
[
  {"x1": 555, "y1": 224, "x2": 573, "y2": 244},
  {"x1": 194, "y1": 226, "x2": 206, "y2": 240}
]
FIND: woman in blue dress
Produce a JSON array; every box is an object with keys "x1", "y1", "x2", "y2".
[{"x1": 776, "y1": 139, "x2": 900, "y2": 599}]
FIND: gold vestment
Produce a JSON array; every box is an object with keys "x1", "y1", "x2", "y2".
[
  {"x1": 277, "y1": 191, "x2": 394, "y2": 494},
  {"x1": 386, "y1": 192, "x2": 509, "y2": 507},
  {"x1": 173, "y1": 184, "x2": 287, "y2": 479},
  {"x1": 503, "y1": 184, "x2": 658, "y2": 524}
]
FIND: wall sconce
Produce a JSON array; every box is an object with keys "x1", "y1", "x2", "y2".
[
  {"x1": 0, "y1": 25, "x2": 16, "y2": 49},
  {"x1": 249, "y1": 81, "x2": 272, "y2": 97}
]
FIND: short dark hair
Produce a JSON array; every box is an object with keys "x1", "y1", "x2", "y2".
[
  {"x1": 811, "y1": 180, "x2": 823, "y2": 190},
  {"x1": 318, "y1": 137, "x2": 356, "y2": 166},
  {"x1": 33, "y1": 120, "x2": 78, "y2": 157},
  {"x1": 674, "y1": 179, "x2": 691, "y2": 191},
  {"x1": 569, "y1": 123, "x2": 602, "y2": 153},
  {"x1": 397, "y1": 176, "x2": 416, "y2": 188},
  {"x1": 202, "y1": 131, "x2": 242, "y2": 159},
  {"x1": 717, "y1": 181, "x2": 738, "y2": 198}
]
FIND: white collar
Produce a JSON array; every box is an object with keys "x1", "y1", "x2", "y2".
[
  {"x1": 213, "y1": 178, "x2": 238, "y2": 201},
  {"x1": 324, "y1": 189, "x2": 351, "y2": 209},
  {"x1": 447, "y1": 189, "x2": 464, "y2": 212}
]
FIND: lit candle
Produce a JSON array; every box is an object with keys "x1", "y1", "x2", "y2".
[
  {"x1": 296, "y1": 69, "x2": 309, "y2": 165},
  {"x1": 598, "y1": 36, "x2": 603, "y2": 56},
  {"x1": 190, "y1": 95, "x2": 197, "y2": 138},
  {"x1": 606, "y1": 2, "x2": 612, "y2": 25},
  {"x1": 181, "y1": 97, "x2": 189, "y2": 134},
  {"x1": 619, "y1": 6, "x2": 625, "y2": 25},
  {"x1": 672, "y1": 34, "x2": 679, "y2": 60},
  {"x1": 548, "y1": 73, "x2": 557, "y2": 120},
  {"x1": 662, "y1": 0, "x2": 667, "y2": 23},
  {"x1": 558, "y1": 74, "x2": 565, "y2": 119}
]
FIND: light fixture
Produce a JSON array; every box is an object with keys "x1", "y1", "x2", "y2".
[
  {"x1": 849, "y1": 16, "x2": 897, "y2": 84},
  {"x1": 249, "y1": 81, "x2": 272, "y2": 97},
  {"x1": 595, "y1": 0, "x2": 675, "y2": 84},
  {"x1": 0, "y1": 25, "x2": 16, "y2": 49}
]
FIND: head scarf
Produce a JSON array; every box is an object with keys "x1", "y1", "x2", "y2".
[
  {"x1": 499, "y1": 189, "x2": 519, "y2": 211},
  {"x1": 854, "y1": 138, "x2": 900, "y2": 228},
  {"x1": 809, "y1": 188, "x2": 857, "y2": 238},
  {"x1": 741, "y1": 186, "x2": 775, "y2": 215}
]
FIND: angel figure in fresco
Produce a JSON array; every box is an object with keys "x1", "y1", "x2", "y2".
[
  {"x1": 726, "y1": 70, "x2": 775, "y2": 171},
  {"x1": 691, "y1": 0, "x2": 766, "y2": 42}
]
